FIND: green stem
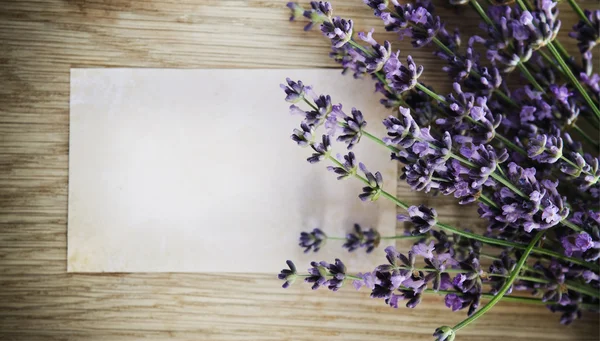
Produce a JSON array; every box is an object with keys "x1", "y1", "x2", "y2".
[
  {"x1": 452, "y1": 231, "x2": 545, "y2": 332},
  {"x1": 381, "y1": 235, "x2": 425, "y2": 240},
  {"x1": 517, "y1": 62, "x2": 545, "y2": 93},
  {"x1": 469, "y1": 0, "x2": 493, "y2": 27},
  {"x1": 567, "y1": 0, "x2": 594, "y2": 28},
  {"x1": 547, "y1": 42, "x2": 600, "y2": 119},
  {"x1": 432, "y1": 36, "x2": 455, "y2": 58},
  {"x1": 415, "y1": 82, "x2": 445, "y2": 102},
  {"x1": 573, "y1": 124, "x2": 600, "y2": 149},
  {"x1": 430, "y1": 289, "x2": 597, "y2": 310}
]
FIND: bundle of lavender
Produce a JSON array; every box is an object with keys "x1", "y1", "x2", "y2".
[{"x1": 277, "y1": 0, "x2": 599, "y2": 339}]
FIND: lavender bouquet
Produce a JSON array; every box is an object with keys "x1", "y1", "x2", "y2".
[{"x1": 278, "y1": 0, "x2": 599, "y2": 339}]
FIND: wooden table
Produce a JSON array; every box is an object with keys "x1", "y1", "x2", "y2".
[{"x1": 0, "y1": 0, "x2": 598, "y2": 340}]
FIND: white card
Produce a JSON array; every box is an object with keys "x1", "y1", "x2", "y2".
[{"x1": 68, "y1": 69, "x2": 397, "y2": 273}]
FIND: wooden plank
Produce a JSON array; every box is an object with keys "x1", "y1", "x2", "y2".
[{"x1": 0, "y1": 0, "x2": 597, "y2": 339}]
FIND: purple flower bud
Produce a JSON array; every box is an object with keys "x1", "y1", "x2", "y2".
[
  {"x1": 561, "y1": 232, "x2": 594, "y2": 256},
  {"x1": 307, "y1": 134, "x2": 332, "y2": 163},
  {"x1": 433, "y1": 326, "x2": 456, "y2": 341},
  {"x1": 520, "y1": 11, "x2": 533, "y2": 26},
  {"x1": 384, "y1": 53, "x2": 424, "y2": 93},
  {"x1": 306, "y1": 261, "x2": 329, "y2": 290},
  {"x1": 337, "y1": 108, "x2": 366, "y2": 149},
  {"x1": 397, "y1": 205, "x2": 438, "y2": 234},
  {"x1": 569, "y1": 9, "x2": 599, "y2": 54},
  {"x1": 280, "y1": 78, "x2": 308, "y2": 103},
  {"x1": 299, "y1": 228, "x2": 327, "y2": 253},
  {"x1": 291, "y1": 122, "x2": 314, "y2": 147},
  {"x1": 358, "y1": 163, "x2": 383, "y2": 201},
  {"x1": 343, "y1": 223, "x2": 381, "y2": 253},
  {"x1": 321, "y1": 17, "x2": 353, "y2": 48},
  {"x1": 326, "y1": 258, "x2": 347, "y2": 291},
  {"x1": 327, "y1": 152, "x2": 357, "y2": 180},
  {"x1": 278, "y1": 260, "x2": 297, "y2": 288},
  {"x1": 412, "y1": 241, "x2": 435, "y2": 259}
]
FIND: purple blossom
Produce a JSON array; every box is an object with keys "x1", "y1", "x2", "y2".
[
  {"x1": 384, "y1": 53, "x2": 424, "y2": 93},
  {"x1": 526, "y1": 134, "x2": 563, "y2": 164},
  {"x1": 357, "y1": 29, "x2": 393, "y2": 73},
  {"x1": 358, "y1": 162, "x2": 383, "y2": 201},
  {"x1": 561, "y1": 232, "x2": 595, "y2": 257},
  {"x1": 550, "y1": 84, "x2": 572, "y2": 105},
  {"x1": 291, "y1": 122, "x2": 314, "y2": 146},
  {"x1": 326, "y1": 258, "x2": 347, "y2": 291},
  {"x1": 304, "y1": 95, "x2": 332, "y2": 125},
  {"x1": 305, "y1": 261, "x2": 329, "y2": 290},
  {"x1": 337, "y1": 107, "x2": 366, "y2": 149},
  {"x1": 307, "y1": 134, "x2": 332, "y2": 164},
  {"x1": 278, "y1": 260, "x2": 298, "y2": 288},
  {"x1": 327, "y1": 152, "x2": 357, "y2": 180},
  {"x1": 569, "y1": 9, "x2": 599, "y2": 54},
  {"x1": 299, "y1": 228, "x2": 327, "y2": 253},
  {"x1": 321, "y1": 17, "x2": 353, "y2": 48},
  {"x1": 343, "y1": 223, "x2": 381, "y2": 253},
  {"x1": 433, "y1": 326, "x2": 456, "y2": 341},
  {"x1": 382, "y1": 107, "x2": 421, "y2": 148},
  {"x1": 397, "y1": 205, "x2": 438, "y2": 234},
  {"x1": 411, "y1": 241, "x2": 435, "y2": 259},
  {"x1": 352, "y1": 271, "x2": 379, "y2": 290},
  {"x1": 280, "y1": 78, "x2": 309, "y2": 103}
]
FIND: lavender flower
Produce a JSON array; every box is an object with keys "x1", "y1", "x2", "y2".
[
  {"x1": 321, "y1": 17, "x2": 353, "y2": 48},
  {"x1": 295, "y1": 1, "x2": 333, "y2": 31},
  {"x1": 549, "y1": 304, "x2": 582, "y2": 325},
  {"x1": 412, "y1": 241, "x2": 435, "y2": 259},
  {"x1": 397, "y1": 205, "x2": 438, "y2": 234},
  {"x1": 299, "y1": 228, "x2": 327, "y2": 253},
  {"x1": 382, "y1": 108, "x2": 421, "y2": 148},
  {"x1": 488, "y1": 253, "x2": 516, "y2": 295},
  {"x1": 569, "y1": 9, "x2": 599, "y2": 54},
  {"x1": 363, "y1": 0, "x2": 388, "y2": 15},
  {"x1": 307, "y1": 134, "x2": 332, "y2": 163},
  {"x1": 384, "y1": 53, "x2": 424, "y2": 94},
  {"x1": 327, "y1": 152, "x2": 357, "y2": 180},
  {"x1": 305, "y1": 261, "x2": 329, "y2": 290},
  {"x1": 343, "y1": 223, "x2": 381, "y2": 253},
  {"x1": 291, "y1": 122, "x2": 314, "y2": 146},
  {"x1": 453, "y1": 256, "x2": 483, "y2": 294},
  {"x1": 358, "y1": 162, "x2": 383, "y2": 201},
  {"x1": 561, "y1": 232, "x2": 595, "y2": 257},
  {"x1": 379, "y1": 0, "x2": 441, "y2": 48},
  {"x1": 444, "y1": 293, "x2": 480, "y2": 316},
  {"x1": 326, "y1": 258, "x2": 347, "y2": 291},
  {"x1": 433, "y1": 326, "x2": 456, "y2": 341},
  {"x1": 352, "y1": 271, "x2": 378, "y2": 290},
  {"x1": 304, "y1": 95, "x2": 332, "y2": 125},
  {"x1": 337, "y1": 108, "x2": 366, "y2": 149},
  {"x1": 526, "y1": 134, "x2": 563, "y2": 164},
  {"x1": 278, "y1": 260, "x2": 298, "y2": 288},
  {"x1": 280, "y1": 78, "x2": 309, "y2": 103},
  {"x1": 358, "y1": 29, "x2": 393, "y2": 73}
]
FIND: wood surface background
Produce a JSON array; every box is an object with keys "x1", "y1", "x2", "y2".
[{"x1": 0, "y1": 0, "x2": 598, "y2": 340}]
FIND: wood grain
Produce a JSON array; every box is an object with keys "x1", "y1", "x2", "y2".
[{"x1": 0, "y1": 0, "x2": 598, "y2": 340}]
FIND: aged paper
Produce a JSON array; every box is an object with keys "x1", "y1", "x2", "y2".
[{"x1": 68, "y1": 69, "x2": 397, "y2": 272}]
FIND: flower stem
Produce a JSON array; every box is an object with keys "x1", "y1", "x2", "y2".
[
  {"x1": 546, "y1": 42, "x2": 600, "y2": 119},
  {"x1": 567, "y1": 0, "x2": 594, "y2": 28},
  {"x1": 452, "y1": 231, "x2": 545, "y2": 332},
  {"x1": 431, "y1": 36, "x2": 455, "y2": 58},
  {"x1": 516, "y1": 62, "x2": 545, "y2": 93},
  {"x1": 573, "y1": 124, "x2": 600, "y2": 149},
  {"x1": 468, "y1": 0, "x2": 493, "y2": 27}
]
